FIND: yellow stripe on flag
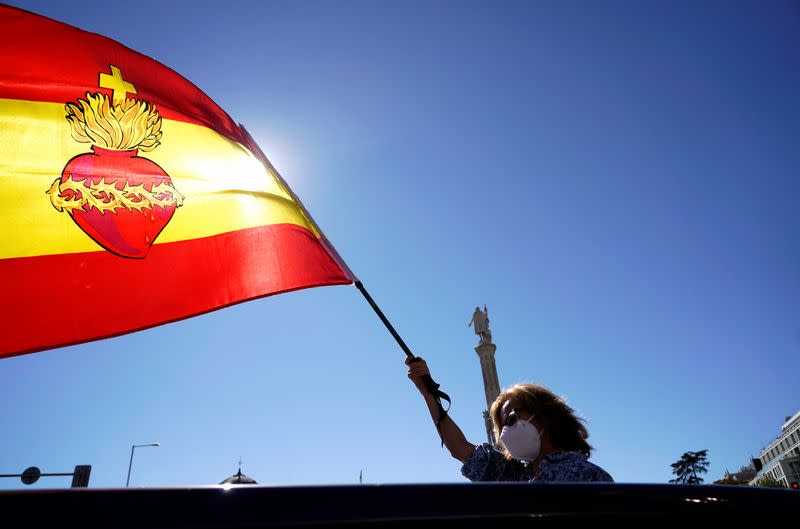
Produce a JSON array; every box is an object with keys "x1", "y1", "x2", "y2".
[{"x1": 0, "y1": 98, "x2": 315, "y2": 259}]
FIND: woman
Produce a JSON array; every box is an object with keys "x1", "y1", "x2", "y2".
[{"x1": 406, "y1": 357, "x2": 613, "y2": 483}]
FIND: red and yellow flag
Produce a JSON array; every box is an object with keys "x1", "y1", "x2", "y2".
[{"x1": 0, "y1": 5, "x2": 355, "y2": 358}]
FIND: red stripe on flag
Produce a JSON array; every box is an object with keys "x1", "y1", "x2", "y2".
[
  {"x1": 0, "y1": 5, "x2": 244, "y2": 143},
  {"x1": 0, "y1": 224, "x2": 352, "y2": 358}
]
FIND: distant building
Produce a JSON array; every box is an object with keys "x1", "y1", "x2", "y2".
[
  {"x1": 713, "y1": 465, "x2": 756, "y2": 485},
  {"x1": 220, "y1": 464, "x2": 257, "y2": 485},
  {"x1": 728, "y1": 466, "x2": 757, "y2": 483},
  {"x1": 749, "y1": 410, "x2": 800, "y2": 487}
]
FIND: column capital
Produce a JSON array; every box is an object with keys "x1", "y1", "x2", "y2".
[{"x1": 475, "y1": 343, "x2": 497, "y2": 357}]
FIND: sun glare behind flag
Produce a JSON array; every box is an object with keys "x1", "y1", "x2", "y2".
[{"x1": 0, "y1": 5, "x2": 355, "y2": 358}]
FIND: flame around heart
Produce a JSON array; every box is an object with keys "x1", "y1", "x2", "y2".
[{"x1": 66, "y1": 92, "x2": 162, "y2": 152}]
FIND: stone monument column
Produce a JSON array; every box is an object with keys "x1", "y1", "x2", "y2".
[
  {"x1": 469, "y1": 306, "x2": 501, "y2": 445},
  {"x1": 476, "y1": 341, "x2": 500, "y2": 444}
]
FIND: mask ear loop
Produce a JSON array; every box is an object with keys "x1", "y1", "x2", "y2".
[{"x1": 526, "y1": 414, "x2": 545, "y2": 439}]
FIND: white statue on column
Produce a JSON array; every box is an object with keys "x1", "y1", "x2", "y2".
[{"x1": 468, "y1": 305, "x2": 492, "y2": 345}]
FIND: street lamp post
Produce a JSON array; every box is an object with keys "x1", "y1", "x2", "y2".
[{"x1": 126, "y1": 442, "x2": 159, "y2": 487}]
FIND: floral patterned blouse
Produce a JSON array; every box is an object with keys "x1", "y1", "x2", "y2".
[{"x1": 461, "y1": 443, "x2": 614, "y2": 483}]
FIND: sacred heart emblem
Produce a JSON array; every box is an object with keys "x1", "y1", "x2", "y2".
[{"x1": 46, "y1": 65, "x2": 183, "y2": 258}]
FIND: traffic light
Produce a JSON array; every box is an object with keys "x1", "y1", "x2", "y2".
[{"x1": 791, "y1": 481, "x2": 799, "y2": 490}]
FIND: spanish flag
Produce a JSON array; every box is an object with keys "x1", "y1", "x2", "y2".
[{"x1": 0, "y1": 5, "x2": 355, "y2": 358}]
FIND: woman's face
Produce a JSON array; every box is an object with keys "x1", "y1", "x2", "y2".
[
  {"x1": 499, "y1": 398, "x2": 536, "y2": 430},
  {"x1": 499, "y1": 397, "x2": 556, "y2": 460}
]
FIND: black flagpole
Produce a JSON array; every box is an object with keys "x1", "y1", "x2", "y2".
[
  {"x1": 354, "y1": 281, "x2": 451, "y2": 443},
  {"x1": 354, "y1": 281, "x2": 415, "y2": 359}
]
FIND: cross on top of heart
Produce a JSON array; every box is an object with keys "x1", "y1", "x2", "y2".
[{"x1": 99, "y1": 65, "x2": 137, "y2": 106}]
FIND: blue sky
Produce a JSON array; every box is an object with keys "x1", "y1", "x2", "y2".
[{"x1": 1, "y1": 0, "x2": 798, "y2": 488}]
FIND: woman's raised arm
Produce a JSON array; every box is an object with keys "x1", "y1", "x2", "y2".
[{"x1": 405, "y1": 356, "x2": 476, "y2": 463}]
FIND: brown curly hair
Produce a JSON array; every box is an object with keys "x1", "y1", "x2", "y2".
[{"x1": 490, "y1": 383, "x2": 593, "y2": 459}]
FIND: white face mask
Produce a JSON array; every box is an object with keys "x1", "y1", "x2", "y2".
[{"x1": 499, "y1": 415, "x2": 543, "y2": 462}]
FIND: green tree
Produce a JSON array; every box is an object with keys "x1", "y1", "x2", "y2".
[
  {"x1": 752, "y1": 475, "x2": 785, "y2": 488},
  {"x1": 670, "y1": 450, "x2": 710, "y2": 484}
]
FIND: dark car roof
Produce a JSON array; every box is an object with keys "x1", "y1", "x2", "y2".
[{"x1": 2, "y1": 482, "x2": 798, "y2": 527}]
